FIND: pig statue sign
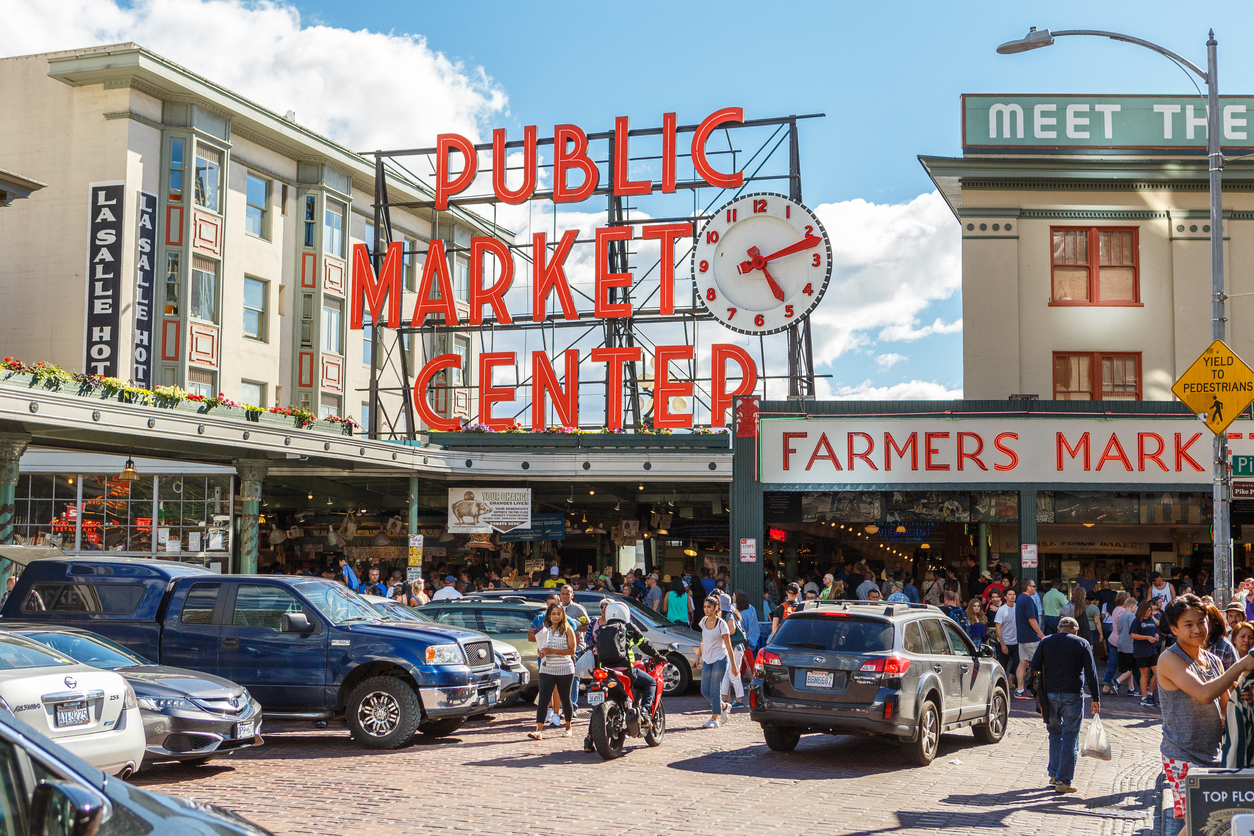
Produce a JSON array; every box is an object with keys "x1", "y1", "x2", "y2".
[{"x1": 447, "y1": 488, "x2": 532, "y2": 534}]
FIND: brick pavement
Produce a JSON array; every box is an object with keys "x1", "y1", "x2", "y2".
[{"x1": 131, "y1": 694, "x2": 1163, "y2": 836}]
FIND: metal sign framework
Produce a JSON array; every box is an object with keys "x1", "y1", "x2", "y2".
[{"x1": 361, "y1": 113, "x2": 823, "y2": 441}]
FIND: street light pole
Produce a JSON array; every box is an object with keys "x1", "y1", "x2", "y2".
[{"x1": 998, "y1": 28, "x2": 1232, "y2": 604}]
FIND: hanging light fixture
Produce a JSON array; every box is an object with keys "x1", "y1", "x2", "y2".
[
  {"x1": 589, "y1": 488, "x2": 595, "y2": 496},
  {"x1": 896, "y1": 525, "x2": 906, "y2": 533},
  {"x1": 638, "y1": 484, "x2": 644, "y2": 491},
  {"x1": 582, "y1": 511, "x2": 588, "y2": 523},
  {"x1": 566, "y1": 487, "x2": 574, "y2": 503},
  {"x1": 920, "y1": 543, "x2": 931, "y2": 549},
  {"x1": 326, "y1": 496, "x2": 334, "y2": 506},
  {"x1": 614, "y1": 499, "x2": 621, "y2": 511},
  {"x1": 373, "y1": 530, "x2": 391, "y2": 546},
  {"x1": 117, "y1": 454, "x2": 140, "y2": 483},
  {"x1": 864, "y1": 524, "x2": 879, "y2": 534},
  {"x1": 683, "y1": 541, "x2": 697, "y2": 557}
]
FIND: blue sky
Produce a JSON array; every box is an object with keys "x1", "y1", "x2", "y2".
[
  {"x1": 11, "y1": 0, "x2": 1254, "y2": 404},
  {"x1": 285, "y1": 0, "x2": 1254, "y2": 399}
]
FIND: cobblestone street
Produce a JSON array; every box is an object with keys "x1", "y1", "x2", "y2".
[{"x1": 132, "y1": 696, "x2": 1162, "y2": 836}]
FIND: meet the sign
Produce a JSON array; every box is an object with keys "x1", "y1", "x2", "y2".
[
  {"x1": 447, "y1": 487, "x2": 532, "y2": 534},
  {"x1": 965, "y1": 94, "x2": 1254, "y2": 151},
  {"x1": 84, "y1": 182, "x2": 125, "y2": 377},
  {"x1": 760, "y1": 417, "x2": 1212, "y2": 486}
]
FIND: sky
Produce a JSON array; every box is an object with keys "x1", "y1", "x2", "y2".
[{"x1": 7, "y1": 0, "x2": 1254, "y2": 407}]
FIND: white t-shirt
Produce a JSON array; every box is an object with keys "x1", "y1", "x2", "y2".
[
  {"x1": 431, "y1": 587, "x2": 462, "y2": 601},
  {"x1": 994, "y1": 604, "x2": 1018, "y2": 645},
  {"x1": 1149, "y1": 582, "x2": 1175, "y2": 606},
  {"x1": 700, "y1": 615, "x2": 731, "y2": 662}
]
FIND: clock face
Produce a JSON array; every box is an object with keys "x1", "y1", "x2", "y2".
[{"x1": 691, "y1": 192, "x2": 831, "y2": 335}]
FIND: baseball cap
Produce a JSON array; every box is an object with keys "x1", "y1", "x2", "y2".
[
  {"x1": 1058, "y1": 616, "x2": 1080, "y2": 632},
  {"x1": 1227, "y1": 603, "x2": 1246, "y2": 614},
  {"x1": 979, "y1": 570, "x2": 992, "y2": 580},
  {"x1": 648, "y1": 572, "x2": 659, "y2": 580},
  {"x1": 719, "y1": 592, "x2": 733, "y2": 613},
  {"x1": 550, "y1": 566, "x2": 559, "y2": 576},
  {"x1": 444, "y1": 575, "x2": 456, "y2": 583},
  {"x1": 786, "y1": 582, "x2": 801, "y2": 594}
]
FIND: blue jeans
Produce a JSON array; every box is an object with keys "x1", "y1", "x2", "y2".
[
  {"x1": 700, "y1": 657, "x2": 729, "y2": 716},
  {"x1": 1046, "y1": 693, "x2": 1083, "y2": 784},
  {"x1": 1103, "y1": 637, "x2": 1120, "y2": 686}
]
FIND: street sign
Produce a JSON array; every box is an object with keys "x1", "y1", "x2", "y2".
[
  {"x1": 1237, "y1": 457, "x2": 1254, "y2": 478},
  {"x1": 1021, "y1": 544, "x2": 1038, "y2": 569},
  {"x1": 1172, "y1": 339, "x2": 1254, "y2": 435},
  {"x1": 740, "y1": 538, "x2": 757, "y2": 563},
  {"x1": 1236, "y1": 483, "x2": 1254, "y2": 499}
]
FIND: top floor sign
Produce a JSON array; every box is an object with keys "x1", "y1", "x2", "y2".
[{"x1": 963, "y1": 94, "x2": 1254, "y2": 151}]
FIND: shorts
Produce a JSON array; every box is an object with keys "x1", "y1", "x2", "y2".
[
  {"x1": 1134, "y1": 650, "x2": 1159, "y2": 668},
  {"x1": 1162, "y1": 757, "x2": 1196, "y2": 819},
  {"x1": 1018, "y1": 640, "x2": 1040, "y2": 663},
  {"x1": 1118, "y1": 652, "x2": 1139, "y2": 674}
]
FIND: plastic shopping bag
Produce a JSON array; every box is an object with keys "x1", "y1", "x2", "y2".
[
  {"x1": 574, "y1": 649, "x2": 596, "y2": 680},
  {"x1": 1081, "y1": 713, "x2": 1111, "y2": 761}
]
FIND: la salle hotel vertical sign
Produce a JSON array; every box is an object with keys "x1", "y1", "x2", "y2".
[
  {"x1": 84, "y1": 182, "x2": 124, "y2": 377},
  {"x1": 133, "y1": 192, "x2": 158, "y2": 386}
]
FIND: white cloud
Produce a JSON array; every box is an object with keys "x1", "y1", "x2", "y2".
[
  {"x1": 820, "y1": 379, "x2": 964, "y2": 401},
  {"x1": 875, "y1": 352, "x2": 907, "y2": 370},
  {"x1": 0, "y1": 0, "x2": 507, "y2": 150},
  {"x1": 808, "y1": 190, "x2": 960, "y2": 364}
]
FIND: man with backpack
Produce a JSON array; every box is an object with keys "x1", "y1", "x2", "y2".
[{"x1": 770, "y1": 583, "x2": 801, "y2": 636}]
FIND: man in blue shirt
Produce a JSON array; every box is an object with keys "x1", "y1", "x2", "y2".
[
  {"x1": 903, "y1": 577, "x2": 921, "y2": 604},
  {"x1": 1029, "y1": 616, "x2": 1099, "y2": 794},
  {"x1": 1015, "y1": 578, "x2": 1045, "y2": 699},
  {"x1": 356, "y1": 566, "x2": 387, "y2": 597}
]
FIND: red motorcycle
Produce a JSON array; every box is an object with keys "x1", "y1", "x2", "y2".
[{"x1": 586, "y1": 655, "x2": 668, "y2": 759}]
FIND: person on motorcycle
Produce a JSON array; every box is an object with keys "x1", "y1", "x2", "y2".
[{"x1": 584, "y1": 601, "x2": 665, "y2": 751}]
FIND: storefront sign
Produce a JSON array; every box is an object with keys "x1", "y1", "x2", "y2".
[
  {"x1": 408, "y1": 534, "x2": 423, "y2": 566},
  {"x1": 1172, "y1": 339, "x2": 1254, "y2": 434},
  {"x1": 1186, "y1": 771, "x2": 1254, "y2": 836},
  {"x1": 740, "y1": 537, "x2": 757, "y2": 563},
  {"x1": 1236, "y1": 482, "x2": 1254, "y2": 499},
  {"x1": 761, "y1": 417, "x2": 1211, "y2": 486},
  {"x1": 498, "y1": 512, "x2": 565, "y2": 542},
  {"x1": 1021, "y1": 544, "x2": 1038, "y2": 569},
  {"x1": 447, "y1": 488, "x2": 532, "y2": 534},
  {"x1": 132, "y1": 191, "x2": 157, "y2": 386},
  {"x1": 1038, "y1": 541, "x2": 1151, "y2": 555},
  {"x1": 965, "y1": 94, "x2": 1254, "y2": 151},
  {"x1": 84, "y1": 182, "x2": 124, "y2": 376}
]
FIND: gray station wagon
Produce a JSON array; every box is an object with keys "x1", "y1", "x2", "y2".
[{"x1": 749, "y1": 600, "x2": 1009, "y2": 765}]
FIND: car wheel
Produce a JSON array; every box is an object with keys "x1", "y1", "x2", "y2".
[
  {"x1": 973, "y1": 686, "x2": 1008, "y2": 744},
  {"x1": 346, "y1": 676, "x2": 422, "y2": 749},
  {"x1": 418, "y1": 717, "x2": 465, "y2": 737},
  {"x1": 661, "y1": 654, "x2": 691, "y2": 696},
  {"x1": 906, "y1": 699, "x2": 940, "y2": 766},
  {"x1": 762, "y1": 724, "x2": 801, "y2": 752}
]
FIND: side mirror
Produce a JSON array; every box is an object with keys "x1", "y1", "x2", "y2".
[
  {"x1": 30, "y1": 781, "x2": 106, "y2": 836},
  {"x1": 979, "y1": 643, "x2": 996, "y2": 658},
  {"x1": 281, "y1": 612, "x2": 315, "y2": 634}
]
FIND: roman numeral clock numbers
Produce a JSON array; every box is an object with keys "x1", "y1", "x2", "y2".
[{"x1": 690, "y1": 193, "x2": 831, "y2": 336}]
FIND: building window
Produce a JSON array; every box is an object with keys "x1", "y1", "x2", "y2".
[
  {"x1": 299, "y1": 391, "x2": 312, "y2": 412},
  {"x1": 362, "y1": 313, "x2": 373, "y2": 367},
  {"x1": 188, "y1": 368, "x2": 216, "y2": 399},
  {"x1": 404, "y1": 237, "x2": 419, "y2": 292},
  {"x1": 1053, "y1": 352, "x2": 1141, "y2": 401},
  {"x1": 194, "y1": 145, "x2": 222, "y2": 213},
  {"x1": 303, "y1": 195, "x2": 316, "y2": 248},
  {"x1": 1050, "y1": 227, "x2": 1139, "y2": 304},
  {"x1": 243, "y1": 277, "x2": 267, "y2": 341},
  {"x1": 300, "y1": 293, "x2": 314, "y2": 348},
  {"x1": 245, "y1": 173, "x2": 270, "y2": 239},
  {"x1": 164, "y1": 253, "x2": 180, "y2": 316},
  {"x1": 454, "y1": 255, "x2": 469, "y2": 302},
  {"x1": 319, "y1": 393, "x2": 341, "y2": 419},
  {"x1": 240, "y1": 380, "x2": 265, "y2": 408},
  {"x1": 453, "y1": 336, "x2": 469, "y2": 385},
  {"x1": 321, "y1": 298, "x2": 343, "y2": 355},
  {"x1": 324, "y1": 199, "x2": 345, "y2": 259},
  {"x1": 365, "y1": 221, "x2": 376, "y2": 255},
  {"x1": 169, "y1": 139, "x2": 184, "y2": 202},
  {"x1": 190, "y1": 256, "x2": 217, "y2": 323},
  {"x1": 360, "y1": 402, "x2": 370, "y2": 431}
]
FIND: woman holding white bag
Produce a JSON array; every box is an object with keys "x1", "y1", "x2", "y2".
[{"x1": 719, "y1": 593, "x2": 747, "y2": 711}]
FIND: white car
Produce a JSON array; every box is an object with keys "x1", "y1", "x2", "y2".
[{"x1": 0, "y1": 631, "x2": 145, "y2": 776}]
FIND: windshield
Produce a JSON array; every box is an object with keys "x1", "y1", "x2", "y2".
[
  {"x1": 0, "y1": 634, "x2": 76, "y2": 669},
  {"x1": 773, "y1": 617, "x2": 894, "y2": 654},
  {"x1": 298, "y1": 581, "x2": 385, "y2": 625},
  {"x1": 371, "y1": 601, "x2": 428, "y2": 623},
  {"x1": 22, "y1": 632, "x2": 147, "y2": 670}
]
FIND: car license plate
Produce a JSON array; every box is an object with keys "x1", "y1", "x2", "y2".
[
  {"x1": 235, "y1": 721, "x2": 254, "y2": 740},
  {"x1": 587, "y1": 690, "x2": 605, "y2": 706},
  {"x1": 54, "y1": 701, "x2": 89, "y2": 728},
  {"x1": 521, "y1": 671, "x2": 530, "y2": 684},
  {"x1": 487, "y1": 691, "x2": 497, "y2": 706},
  {"x1": 805, "y1": 670, "x2": 835, "y2": 689}
]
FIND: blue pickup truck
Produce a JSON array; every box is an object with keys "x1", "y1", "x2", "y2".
[{"x1": 1, "y1": 558, "x2": 499, "y2": 749}]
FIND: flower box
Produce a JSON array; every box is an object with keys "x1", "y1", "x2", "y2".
[{"x1": 426, "y1": 432, "x2": 728, "y2": 450}]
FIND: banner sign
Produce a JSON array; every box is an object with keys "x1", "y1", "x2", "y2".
[
  {"x1": 132, "y1": 191, "x2": 157, "y2": 386},
  {"x1": 760, "y1": 417, "x2": 1213, "y2": 486},
  {"x1": 1186, "y1": 771, "x2": 1254, "y2": 836},
  {"x1": 447, "y1": 488, "x2": 531, "y2": 534},
  {"x1": 497, "y1": 512, "x2": 565, "y2": 542},
  {"x1": 84, "y1": 182, "x2": 125, "y2": 376},
  {"x1": 965, "y1": 94, "x2": 1254, "y2": 151}
]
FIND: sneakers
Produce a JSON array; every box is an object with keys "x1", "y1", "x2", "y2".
[
  {"x1": 1127, "y1": 688, "x2": 1141, "y2": 697},
  {"x1": 717, "y1": 714, "x2": 727, "y2": 726},
  {"x1": 561, "y1": 728, "x2": 572, "y2": 738},
  {"x1": 583, "y1": 736, "x2": 594, "y2": 752},
  {"x1": 1054, "y1": 781, "x2": 1078, "y2": 794},
  {"x1": 1014, "y1": 690, "x2": 1032, "y2": 700},
  {"x1": 701, "y1": 718, "x2": 719, "y2": 729},
  {"x1": 546, "y1": 710, "x2": 562, "y2": 728},
  {"x1": 722, "y1": 701, "x2": 731, "y2": 713},
  {"x1": 731, "y1": 700, "x2": 748, "y2": 709},
  {"x1": 1141, "y1": 697, "x2": 1154, "y2": 707}
]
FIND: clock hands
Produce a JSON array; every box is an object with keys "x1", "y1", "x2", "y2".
[{"x1": 736, "y1": 235, "x2": 821, "y2": 302}]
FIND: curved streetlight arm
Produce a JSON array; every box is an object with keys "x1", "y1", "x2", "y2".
[{"x1": 1050, "y1": 29, "x2": 1208, "y2": 80}]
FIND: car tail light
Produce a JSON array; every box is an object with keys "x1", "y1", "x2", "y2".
[
  {"x1": 884, "y1": 696, "x2": 897, "y2": 719},
  {"x1": 592, "y1": 668, "x2": 609, "y2": 681},
  {"x1": 123, "y1": 684, "x2": 137, "y2": 711},
  {"x1": 749, "y1": 690, "x2": 758, "y2": 709},
  {"x1": 754, "y1": 650, "x2": 782, "y2": 677},
  {"x1": 859, "y1": 656, "x2": 911, "y2": 675}
]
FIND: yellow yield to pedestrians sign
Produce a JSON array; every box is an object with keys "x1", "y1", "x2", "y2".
[{"x1": 1172, "y1": 339, "x2": 1254, "y2": 434}]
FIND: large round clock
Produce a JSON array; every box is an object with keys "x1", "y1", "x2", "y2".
[{"x1": 692, "y1": 192, "x2": 831, "y2": 335}]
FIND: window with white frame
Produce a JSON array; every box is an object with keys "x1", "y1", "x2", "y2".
[
  {"x1": 243, "y1": 277, "x2": 267, "y2": 341},
  {"x1": 240, "y1": 380, "x2": 265, "y2": 408},
  {"x1": 194, "y1": 145, "x2": 222, "y2": 213},
  {"x1": 245, "y1": 173, "x2": 270, "y2": 239},
  {"x1": 320, "y1": 393, "x2": 341, "y2": 419},
  {"x1": 321, "y1": 298, "x2": 343, "y2": 355},
  {"x1": 324, "y1": 199, "x2": 345, "y2": 258},
  {"x1": 188, "y1": 368, "x2": 216, "y2": 399},
  {"x1": 190, "y1": 256, "x2": 217, "y2": 323}
]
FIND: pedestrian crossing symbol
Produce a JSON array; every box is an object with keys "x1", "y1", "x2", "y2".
[{"x1": 1171, "y1": 339, "x2": 1254, "y2": 435}]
